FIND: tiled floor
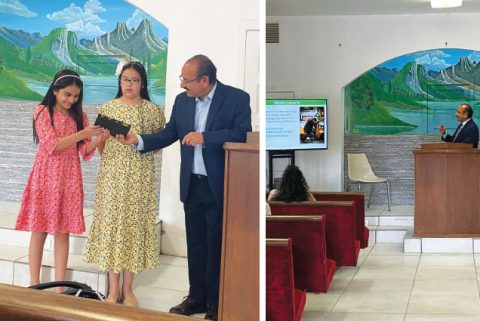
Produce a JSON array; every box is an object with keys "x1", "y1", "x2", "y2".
[
  {"x1": 0, "y1": 201, "x2": 209, "y2": 317},
  {"x1": 6, "y1": 201, "x2": 480, "y2": 320},
  {"x1": 303, "y1": 243, "x2": 480, "y2": 321}
]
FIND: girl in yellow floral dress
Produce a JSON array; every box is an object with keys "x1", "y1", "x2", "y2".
[{"x1": 83, "y1": 62, "x2": 165, "y2": 306}]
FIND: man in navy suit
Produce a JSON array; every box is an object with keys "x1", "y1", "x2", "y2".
[
  {"x1": 439, "y1": 103, "x2": 479, "y2": 148},
  {"x1": 119, "y1": 55, "x2": 251, "y2": 320}
]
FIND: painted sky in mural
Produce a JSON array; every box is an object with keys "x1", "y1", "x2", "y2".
[
  {"x1": 0, "y1": 0, "x2": 168, "y2": 104},
  {"x1": 345, "y1": 48, "x2": 480, "y2": 135}
]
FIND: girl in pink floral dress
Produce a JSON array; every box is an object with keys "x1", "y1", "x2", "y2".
[{"x1": 16, "y1": 70, "x2": 108, "y2": 292}]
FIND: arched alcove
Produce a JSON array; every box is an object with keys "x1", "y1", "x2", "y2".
[{"x1": 343, "y1": 48, "x2": 480, "y2": 205}]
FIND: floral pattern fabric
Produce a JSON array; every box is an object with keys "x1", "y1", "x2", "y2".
[
  {"x1": 16, "y1": 104, "x2": 94, "y2": 234},
  {"x1": 83, "y1": 99, "x2": 165, "y2": 273}
]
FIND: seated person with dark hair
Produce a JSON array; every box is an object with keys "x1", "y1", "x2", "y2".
[
  {"x1": 439, "y1": 103, "x2": 479, "y2": 148},
  {"x1": 303, "y1": 118, "x2": 317, "y2": 139},
  {"x1": 268, "y1": 164, "x2": 316, "y2": 202}
]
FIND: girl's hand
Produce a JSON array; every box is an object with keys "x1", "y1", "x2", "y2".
[
  {"x1": 100, "y1": 129, "x2": 110, "y2": 142},
  {"x1": 82, "y1": 125, "x2": 103, "y2": 139}
]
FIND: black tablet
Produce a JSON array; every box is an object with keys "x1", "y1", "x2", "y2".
[{"x1": 94, "y1": 114, "x2": 131, "y2": 136}]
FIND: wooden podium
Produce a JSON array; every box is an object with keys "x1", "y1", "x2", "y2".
[
  {"x1": 414, "y1": 142, "x2": 480, "y2": 237},
  {"x1": 218, "y1": 132, "x2": 259, "y2": 321}
]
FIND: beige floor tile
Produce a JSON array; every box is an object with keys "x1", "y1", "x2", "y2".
[
  {"x1": 407, "y1": 293, "x2": 480, "y2": 314},
  {"x1": 332, "y1": 290, "x2": 410, "y2": 313},
  {"x1": 415, "y1": 266, "x2": 476, "y2": 280},
  {"x1": 369, "y1": 243, "x2": 419, "y2": 256},
  {"x1": 332, "y1": 267, "x2": 357, "y2": 281},
  {"x1": 305, "y1": 292, "x2": 342, "y2": 312},
  {"x1": 408, "y1": 279, "x2": 480, "y2": 314},
  {"x1": 346, "y1": 278, "x2": 413, "y2": 293},
  {"x1": 411, "y1": 279, "x2": 479, "y2": 296},
  {"x1": 405, "y1": 314, "x2": 480, "y2": 321},
  {"x1": 354, "y1": 265, "x2": 417, "y2": 280},
  {"x1": 326, "y1": 312, "x2": 405, "y2": 321},
  {"x1": 362, "y1": 255, "x2": 419, "y2": 267},
  {"x1": 328, "y1": 276, "x2": 353, "y2": 293},
  {"x1": 134, "y1": 284, "x2": 188, "y2": 313},
  {"x1": 134, "y1": 264, "x2": 189, "y2": 292},
  {"x1": 419, "y1": 254, "x2": 475, "y2": 267},
  {"x1": 300, "y1": 311, "x2": 328, "y2": 321}
]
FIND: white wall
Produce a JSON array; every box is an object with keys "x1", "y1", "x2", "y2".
[
  {"x1": 267, "y1": 13, "x2": 480, "y2": 191},
  {"x1": 129, "y1": 0, "x2": 259, "y2": 256}
]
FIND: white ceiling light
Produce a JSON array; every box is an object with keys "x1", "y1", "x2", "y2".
[{"x1": 431, "y1": 0, "x2": 463, "y2": 8}]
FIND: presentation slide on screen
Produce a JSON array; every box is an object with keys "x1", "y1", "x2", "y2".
[{"x1": 266, "y1": 99, "x2": 327, "y2": 150}]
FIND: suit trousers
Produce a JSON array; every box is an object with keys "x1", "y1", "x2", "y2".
[{"x1": 183, "y1": 174, "x2": 223, "y2": 308}]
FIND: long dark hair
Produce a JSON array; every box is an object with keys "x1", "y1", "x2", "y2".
[
  {"x1": 33, "y1": 69, "x2": 84, "y2": 144},
  {"x1": 272, "y1": 165, "x2": 311, "y2": 202},
  {"x1": 115, "y1": 61, "x2": 151, "y2": 101}
]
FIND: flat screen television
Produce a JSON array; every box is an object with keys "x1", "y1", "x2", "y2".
[{"x1": 266, "y1": 99, "x2": 328, "y2": 150}]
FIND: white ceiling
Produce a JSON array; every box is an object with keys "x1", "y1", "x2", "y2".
[{"x1": 266, "y1": 0, "x2": 480, "y2": 16}]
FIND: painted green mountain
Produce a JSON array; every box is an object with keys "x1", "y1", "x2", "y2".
[
  {"x1": 345, "y1": 59, "x2": 480, "y2": 134},
  {"x1": 345, "y1": 72, "x2": 416, "y2": 132},
  {"x1": 30, "y1": 28, "x2": 115, "y2": 75},
  {"x1": 0, "y1": 68, "x2": 42, "y2": 100},
  {"x1": 0, "y1": 19, "x2": 168, "y2": 103}
]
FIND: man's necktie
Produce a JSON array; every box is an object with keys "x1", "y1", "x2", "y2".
[{"x1": 453, "y1": 123, "x2": 464, "y2": 142}]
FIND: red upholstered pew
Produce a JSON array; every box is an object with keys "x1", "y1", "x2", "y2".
[
  {"x1": 266, "y1": 215, "x2": 336, "y2": 293},
  {"x1": 268, "y1": 201, "x2": 360, "y2": 266},
  {"x1": 266, "y1": 238, "x2": 306, "y2": 321},
  {"x1": 311, "y1": 191, "x2": 369, "y2": 248}
]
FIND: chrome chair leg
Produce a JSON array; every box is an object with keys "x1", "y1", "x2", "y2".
[
  {"x1": 385, "y1": 181, "x2": 391, "y2": 211},
  {"x1": 367, "y1": 184, "x2": 375, "y2": 208}
]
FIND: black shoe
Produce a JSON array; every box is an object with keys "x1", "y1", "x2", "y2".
[
  {"x1": 169, "y1": 297, "x2": 207, "y2": 315},
  {"x1": 205, "y1": 307, "x2": 218, "y2": 321}
]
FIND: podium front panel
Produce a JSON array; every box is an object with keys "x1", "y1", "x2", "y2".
[{"x1": 414, "y1": 147, "x2": 480, "y2": 237}]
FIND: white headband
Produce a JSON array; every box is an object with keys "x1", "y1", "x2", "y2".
[{"x1": 54, "y1": 74, "x2": 82, "y2": 85}]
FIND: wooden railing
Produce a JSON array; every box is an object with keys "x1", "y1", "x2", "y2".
[{"x1": 0, "y1": 284, "x2": 196, "y2": 321}]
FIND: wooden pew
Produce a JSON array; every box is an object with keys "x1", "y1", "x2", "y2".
[
  {"x1": 311, "y1": 191, "x2": 369, "y2": 248},
  {"x1": 266, "y1": 215, "x2": 336, "y2": 293},
  {"x1": 266, "y1": 238, "x2": 306, "y2": 321},
  {"x1": 0, "y1": 283, "x2": 196, "y2": 321},
  {"x1": 268, "y1": 201, "x2": 360, "y2": 266}
]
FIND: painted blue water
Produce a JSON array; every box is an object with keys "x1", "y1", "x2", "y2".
[
  {"x1": 390, "y1": 101, "x2": 478, "y2": 134},
  {"x1": 27, "y1": 76, "x2": 165, "y2": 105}
]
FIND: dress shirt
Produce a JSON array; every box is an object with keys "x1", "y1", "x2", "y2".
[{"x1": 135, "y1": 84, "x2": 217, "y2": 177}]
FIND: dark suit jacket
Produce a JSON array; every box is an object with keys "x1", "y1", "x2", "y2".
[
  {"x1": 141, "y1": 81, "x2": 252, "y2": 203},
  {"x1": 442, "y1": 118, "x2": 479, "y2": 148}
]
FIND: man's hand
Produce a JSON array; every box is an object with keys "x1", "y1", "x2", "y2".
[
  {"x1": 439, "y1": 124, "x2": 446, "y2": 135},
  {"x1": 182, "y1": 132, "x2": 204, "y2": 146},
  {"x1": 116, "y1": 132, "x2": 139, "y2": 145}
]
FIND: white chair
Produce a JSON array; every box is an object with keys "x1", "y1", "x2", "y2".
[{"x1": 347, "y1": 153, "x2": 391, "y2": 211}]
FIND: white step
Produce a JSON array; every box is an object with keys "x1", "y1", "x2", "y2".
[
  {"x1": 0, "y1": 201, "x2": 162, "y2": 294},
  {"x1": 367, "y1": 225, "x2": 412, "y2": 244},
  {"x1": 0, "y1": 201, "x2": 161, "y2": 255},
  {"x1": 404, "y1": 236, "x2": 480, "y2": 253},
  {"x1": 0, "y1": 244, "x2": 107, "y2": 294}
]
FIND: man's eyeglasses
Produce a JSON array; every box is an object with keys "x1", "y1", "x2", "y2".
[
  {"x1": 179, "y1": 75, "x2": 203, "y2": 85},
  {"x1": 121, "y1": 77, "x2": 141, "y2": 85}
]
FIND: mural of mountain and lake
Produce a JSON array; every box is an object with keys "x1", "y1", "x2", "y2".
[
  {"x1": 0, "y1": 0, "x2": 168, "y2": 104},
  {"x1": 345, "y1": 48, "x2": 480, "y2": 135}
]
